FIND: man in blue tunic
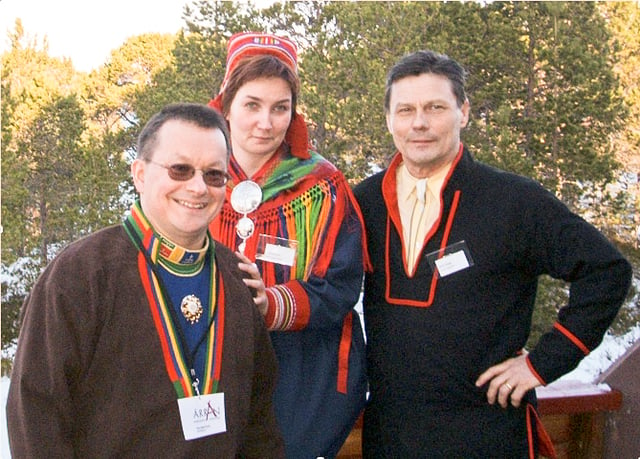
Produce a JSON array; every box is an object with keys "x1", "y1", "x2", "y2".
[{"x1": 354, "y1": 50, "x2": 632, "y2": 458}]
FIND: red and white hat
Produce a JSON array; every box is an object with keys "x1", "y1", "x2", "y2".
[
  {"x1": 209, "y1": 32, "x2": 309, "y2": 159},
  {"x1": 220, "y1": 32, "x2": 298, "y2": 92}
]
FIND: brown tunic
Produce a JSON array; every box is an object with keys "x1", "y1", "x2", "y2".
[{"x1": 7, "y1": 225, "x2": 284, "y2": 458}]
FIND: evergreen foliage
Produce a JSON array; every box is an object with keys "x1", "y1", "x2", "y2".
[{"x1": 2, "y1": 2, "x2": 638, "y2": 373}]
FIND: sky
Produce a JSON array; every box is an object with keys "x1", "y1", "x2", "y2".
[{"x1": 0, "y1": 0, "x2": 188, "y2": 72}]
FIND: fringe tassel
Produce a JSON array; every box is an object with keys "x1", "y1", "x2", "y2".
[{"x1": 211, "y1": 171, "x2": 350, "y2": 284}]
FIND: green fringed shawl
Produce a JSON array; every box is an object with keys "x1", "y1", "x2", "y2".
[{"x1": 209, "y1": 148, "x2": 360, "y2": 287}]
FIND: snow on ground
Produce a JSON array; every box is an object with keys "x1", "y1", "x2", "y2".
[
  {"x1": 558, "y1": 324, "x2": 640, "y2": 383},
  {"x1": 1, "y1": 324, "x2": 637, "y2": 457}
]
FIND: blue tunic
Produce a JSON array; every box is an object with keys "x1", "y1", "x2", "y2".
[
  {"x1": 211, "y1": 150, "x2": 367, "y2": 458},
  {"x1": 354, "y1": 147, "x2": 632, "y2": 457}
]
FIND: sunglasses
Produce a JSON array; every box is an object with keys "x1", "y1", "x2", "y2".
[{"x1": 146, "y1": 160, "x2": 230, "y2": 187}]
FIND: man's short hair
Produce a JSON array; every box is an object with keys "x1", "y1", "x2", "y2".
[
  {"x1": 384, "y1": 50, "x2": 468, "y2": 112},
  {"x1": 137, "y1": 103, "x2": 231, "y2": 160}
]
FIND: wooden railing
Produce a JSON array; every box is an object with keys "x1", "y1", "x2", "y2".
[{"x1": 536, "y1": 380, "x2": 622, "y2": 458}]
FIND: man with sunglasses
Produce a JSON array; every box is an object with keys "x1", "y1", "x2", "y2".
[{"x1": 7, "y1": 103, "x2": 285, "y2": 457}]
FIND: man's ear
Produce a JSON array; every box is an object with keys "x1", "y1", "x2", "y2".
[
  {"x1": 386, "y1": 112, "x2": 393, "y2": 135},
  {"x1": 460, "y1": 99, "x2": 470, "y2": 129},
  {"x1": 131, "y1": 159, "x2": 145, "y2": 193}
]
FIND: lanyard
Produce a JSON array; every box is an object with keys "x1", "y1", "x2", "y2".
[{"x1": 124, "y1": 219, "x2": 223, "y2": 396}]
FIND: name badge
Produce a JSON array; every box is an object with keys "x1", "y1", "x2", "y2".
[
  {"x1": 256, "y1": 234, "x2": 298, "y2": 267},
  {"x1": 177, "y1": 392, "x2": 226, "y2": 441},
  {"x1": 435, "y1": 250, "x2": 469, "y2": 276},
  {"x1": 426, "y1": 240, "x2": 474, "y2": 278}
]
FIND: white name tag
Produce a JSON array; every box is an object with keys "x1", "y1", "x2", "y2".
[
  {"x1": 434, "y1": 250, "x2": 470, "y2": 277},
  {"x1": 256, "y1": 234, "x2": 297, "y2": 267},
  {"x1": 259, "y1": 243, "x2": 296, "y2": 266},
  {"x1": 177, "y1": 392, "x2": 226, "y2": 441},
  {"x1": 426, "y1": 241, "x2": 474, "y2": 278}
]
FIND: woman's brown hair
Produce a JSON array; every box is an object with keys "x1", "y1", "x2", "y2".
[{"x1": 220, "y1": 54, "x2": 300, "y2": 118}]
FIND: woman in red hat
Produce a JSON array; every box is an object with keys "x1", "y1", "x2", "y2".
[{"x1": 208, "y1": 32, "x2": 368, "y2": 458}]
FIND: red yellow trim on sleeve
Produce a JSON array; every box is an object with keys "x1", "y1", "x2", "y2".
[
  {"x1": 553, "y1": 322, "x2": 590, "y2": 356},
  {"x1": 265, "y1": 280, "x2": 311, "y2": 331},
  {"x1": 525, "y1": 355, "x2": 546, "y2": 386}
]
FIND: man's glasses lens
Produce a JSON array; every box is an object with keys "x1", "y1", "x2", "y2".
[{"x1": 165, "y1": 164, "x2": 229, "y2": 187}]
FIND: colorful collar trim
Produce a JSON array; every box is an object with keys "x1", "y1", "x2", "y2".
[
  {"x1": 158, "y1": 236, "x2": 209, "y2": 276},
  {"x1": 123, "y1": 201, "x2": 224, "y2": 397}
]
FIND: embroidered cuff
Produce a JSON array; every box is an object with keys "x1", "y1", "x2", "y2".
[{"x1": 264, "y1": 280, "x2": 310, "y2": 331}]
